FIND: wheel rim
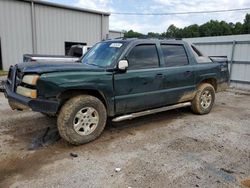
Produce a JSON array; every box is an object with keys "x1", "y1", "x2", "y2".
[
  {"x1": 73, "y1": 107, "x2": 99, "y2": 136},
  {"x1": 200, "y1": 90, "x2": 212, "y2": 109}
]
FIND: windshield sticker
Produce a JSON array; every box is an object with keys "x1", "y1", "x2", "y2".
[{"x1": 109, "y1": 43, "x2": 123, "y2": 48}]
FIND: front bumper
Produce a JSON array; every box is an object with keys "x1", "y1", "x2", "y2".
[{"x1": 4, "y1": 81, "x2": 60, "y2": 114}]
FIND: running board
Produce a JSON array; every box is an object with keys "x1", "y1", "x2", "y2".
[{"x1": 112, "y1": 102, "x2": 191, "y2": 122}]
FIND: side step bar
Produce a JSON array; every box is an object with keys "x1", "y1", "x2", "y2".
[{"x1": 112, "y1": 102, "x2": 191, "y2": 122}]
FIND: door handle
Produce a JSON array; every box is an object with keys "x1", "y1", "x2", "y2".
[
  {"x1": 184, "y1": 71, "x2": 192, "y2": 76},
  {"x1": 155, "y1": 73, "x2": 164, "y2": 79}
]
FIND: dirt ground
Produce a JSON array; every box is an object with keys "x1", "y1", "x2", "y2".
[{"x1": 0, "y1": 90, "x2": 249, "y2": 188}]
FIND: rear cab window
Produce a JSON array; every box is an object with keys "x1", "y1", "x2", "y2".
[
  {"x1": 191, "y1": 44, "x2": 213, "y2": 64},
  {"x1": 127, "y1": 44, "x2": 159, "y2": 70},
  {"x1": 161, "y1": 44, "x2": 189, "y2": 67},
  {"x1": 191, "y1": 45, "x2": 203, "y2": 57}
]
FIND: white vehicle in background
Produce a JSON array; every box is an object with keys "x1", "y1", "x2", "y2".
[{"x1": 23, "y1": 45, "x2": 92, "y2": 63}]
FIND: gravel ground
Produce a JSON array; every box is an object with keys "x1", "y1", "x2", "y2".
[
  {"x1": 0, "y1": 76, "x2": 7, "y2": 82},
  {"x1": 0, "y1": 90, "x2": 249, "y2": 188},
  {"x1": 0, "y1": 76, "x2": 6, "y2": 91}
]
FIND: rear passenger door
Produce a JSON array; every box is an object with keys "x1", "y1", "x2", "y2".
[
  {"x1": 114, "y1": 43, "x2": 165, "y2": 114},
  {"x1": 159, "y1": 43, "x2": 196, "y2": 105}
]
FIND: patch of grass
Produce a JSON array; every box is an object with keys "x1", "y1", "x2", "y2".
[{"x1": 0, "y1": 70, "x2": 8, "y2": 76}]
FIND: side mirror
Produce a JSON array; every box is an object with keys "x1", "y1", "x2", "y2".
[{"x1": 117, "y1": 60, "x2": 128, "y2": 71}]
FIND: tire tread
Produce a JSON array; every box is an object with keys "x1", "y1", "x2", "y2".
[
  {"x1": 191, "y1": 83, "x2": 215, "y2": 115},
  {"x1": 57, "y1": 95, "x2": 107, "y2": 145}
]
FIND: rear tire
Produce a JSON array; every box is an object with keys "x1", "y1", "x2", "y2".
[
  {"x1": 191, "y1": 83, "x2": 215, "y2": 115},
  {"x1": 57, "y1": 95, "x2": 107, "y2": 145}
]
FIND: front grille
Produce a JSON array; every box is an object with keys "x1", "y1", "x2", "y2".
[
  {"x1": 15, "y1": 69, "x2": 23, "y2": 87},
  {"x1": 16, "y1": 68, "x2": 23, "y2": 79}
]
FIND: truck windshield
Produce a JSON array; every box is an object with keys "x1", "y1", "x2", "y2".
[{"x1": 82, "y1": 41, "x2": 125, "y2": 67}]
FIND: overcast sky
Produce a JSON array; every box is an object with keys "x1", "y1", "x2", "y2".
[{"x1": 44, "y1": 0, "x2": 250, "y2": 34}]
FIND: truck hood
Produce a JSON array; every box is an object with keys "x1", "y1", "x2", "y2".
[{"x1": 16, "y1": 61, "x2": 105, "y2": 74}]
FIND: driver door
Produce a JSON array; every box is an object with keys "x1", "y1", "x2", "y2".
[{"x1": 114, "y1": 43, "x2": 165, "y2": 115}]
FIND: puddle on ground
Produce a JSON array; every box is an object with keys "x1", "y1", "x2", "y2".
[{"x1": 29, "y1": 127, "x2": 61, "y2": 150}]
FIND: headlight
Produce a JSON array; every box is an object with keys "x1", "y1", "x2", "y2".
[
  {"x1": 16, "y1": 86, "x2": 37, "y2": 98},
  {"x1": 22, "y1": 74, "x2": 40, "y2": 85}
]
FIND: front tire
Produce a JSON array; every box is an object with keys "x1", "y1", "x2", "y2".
[
  {"x1": 191, "y1": 83, "x2": 215, "y2": 115},
  {"x1": 57, "y1": 95, "x2": 107, "y2": 145}
]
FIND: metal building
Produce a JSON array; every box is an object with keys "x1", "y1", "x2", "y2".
[
  {"x1": 0, "y1": 0, "x2": 110, "y2": 70},
  {"x1": 184, "y1": 34, "x2": 250, "y2": 90},
  {"x1": 109, "y1": 30, "x2": 124, "y2": 39}
]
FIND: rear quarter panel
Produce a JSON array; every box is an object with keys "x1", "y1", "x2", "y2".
[{"x1": 193, "y1": 62, "x2": 229, "y2": 91}]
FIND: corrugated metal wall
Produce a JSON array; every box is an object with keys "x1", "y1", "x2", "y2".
[
  {"x1": 35, "y1": 4, "x2": 109, "y2": 55},
  {"x1": 0, "y1": 0, "x2": 33, "y2": 70},
  {"x1": 184, "y1": 34, "x2": 250, "y2": 90},
  {"x1": 0, "y1": 0, "x2": 109, "y2": 70}
]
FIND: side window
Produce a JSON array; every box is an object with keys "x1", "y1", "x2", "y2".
[
  {"x1": 161, "y1": 44, "x2": 189, "y2": 67},
  {"x1": 127, "y1": 44, "x2": 159, "y2": 70}
]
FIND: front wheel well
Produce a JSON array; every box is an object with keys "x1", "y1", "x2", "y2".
[
  {"x1": 58, "y1": 89, "x2": 107, "y2": 110},
  {"x1": 199, "y1": 78, "x2": 217, "y2": 91}
]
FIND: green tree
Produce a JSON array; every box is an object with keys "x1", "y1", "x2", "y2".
[
  {"x1": 243, "y1": 13, "x2": 250, "y2": 34},
  {"x1": 147, "y1": 32, "x2": 161, "y2": 38},
  {"x1": 124, "y1": 30, "x2": 143, "y2": 38},
  {"x1": 165, "y1": 24, "x2": 180, "y2": 38},
  {"x1": 198, "y1": 20, "x2": 232, "y2": 37},
  {"x1": 182, "y1": 24, "x2": 200, "y2": 38},
  {"x1": 232, "y1": 22, "x2": 243, "y2": 34},
  {"x1": 124, "y1": 13, "x2": 249, "y2": 39},
  {"x1": 220, "y1": 21, "x2": 233, "y2": 35},
  {"x1": 199, "y1": 22, "x2": 212, "y2": 36}
]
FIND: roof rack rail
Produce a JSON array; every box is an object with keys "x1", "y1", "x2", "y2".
[
  {"x1": 105, "y1": 37, "x2": 183, "y2": 41},
  {"x1": 137, "y1": 36, "x2": 182, "y2": 40}
]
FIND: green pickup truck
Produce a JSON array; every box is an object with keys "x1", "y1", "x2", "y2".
[{"x1": 4, "y1": 38, "x2": 229, "y2": 145}]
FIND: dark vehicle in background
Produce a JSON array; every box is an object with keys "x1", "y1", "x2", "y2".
[
  {"x1": 4, "y1": 38, "x2": 229, "y2": 145},
  {"x1": 68, "y1": 45, "x2": 92, "y2": 58},
  {"x1": 23, "y1": 45, "x2": 92, "y2": 63}
]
